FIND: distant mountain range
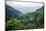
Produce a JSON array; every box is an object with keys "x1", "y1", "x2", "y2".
[
  {"x1": 6, "y1": 5, "x2": 23, "y2": 19},
  {"x1": 6, "y1": 5, "x2": 44, "y2": 20}
]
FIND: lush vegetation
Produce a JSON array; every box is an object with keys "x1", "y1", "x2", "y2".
[{"x1": 6, "y1": 6, "x2": 44, "y2": 30}]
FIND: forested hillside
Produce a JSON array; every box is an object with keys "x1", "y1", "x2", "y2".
[{"x1": 6, "y1": 6, "x2": 44, "y2": 30}]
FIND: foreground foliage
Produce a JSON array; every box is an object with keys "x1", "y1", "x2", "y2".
[{"x1": 6, "y1": 6, "x2": 44, "y2": 30}]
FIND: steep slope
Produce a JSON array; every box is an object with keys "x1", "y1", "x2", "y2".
[{"x1": 6, "y1": 5, "x2": 23, "y2": 19}]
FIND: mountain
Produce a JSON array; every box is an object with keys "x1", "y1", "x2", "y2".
[
  {"x1": 20, "y1": 6, "x2": 44, "y2": 24},
  {"x1": 6, "y1": 5, "x2": 23, "y2": 19},
  {"x1": 6, "y1": 5, "x2": 43, "y2": 21},
  {"x1": 32, "y1": 6, "x2": 44, "y2": 23}
]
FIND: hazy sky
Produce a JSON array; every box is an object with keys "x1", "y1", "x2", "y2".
[{"x1": 6, "y1": 1, "x2": 43, "y2": 14}]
